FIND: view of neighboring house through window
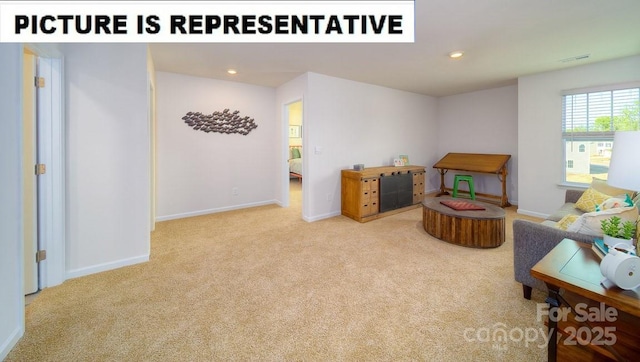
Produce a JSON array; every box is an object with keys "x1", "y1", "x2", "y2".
[{"x1": 562, "y1": 86, "x2": 640, "y2": 184}]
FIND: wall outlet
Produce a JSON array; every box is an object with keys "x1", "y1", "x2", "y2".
[
  {"x1": 326, "y1": 193, "x2": 333, "y2": 201},
  {"x1": 232, "y1": 187, "x2": 239, "y2": 196}
]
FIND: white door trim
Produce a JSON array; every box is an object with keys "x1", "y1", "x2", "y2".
[{"x1": 26, "y1": 44, "x2": 66, "y2": 288}]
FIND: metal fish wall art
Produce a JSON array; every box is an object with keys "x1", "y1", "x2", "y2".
[{"x1": 182, "y1": 109, "x2": 258, "y2": 135}]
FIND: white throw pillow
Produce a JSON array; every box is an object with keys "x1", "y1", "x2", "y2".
[{"x1": 566, "y1": 206, "x2": 639, "y2": 237}]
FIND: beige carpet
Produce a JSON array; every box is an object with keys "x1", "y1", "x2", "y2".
[{"x1": 7, "y1": 184, "x2": 549, "y2": 361}]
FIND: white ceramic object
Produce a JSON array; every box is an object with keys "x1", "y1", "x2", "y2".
[
  {"x1": 600, "y1": 244, "x2": 640, "y2": 290},
  {"x1": 603, "y1": 235, "x2": 633, "y2": 248}
]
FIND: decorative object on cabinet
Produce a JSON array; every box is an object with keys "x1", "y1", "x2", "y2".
[
  {"x1": 182, "y1": 109, "x2": 258, "y2": 135},
  {"x1": 341, "y1": 165, "x2": 425, "y2": 222},
  {"x1": 399, "y1": 155, "x2": 409, "y2": 165}
]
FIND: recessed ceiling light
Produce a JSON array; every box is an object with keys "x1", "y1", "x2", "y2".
[
  {"x1": 227, "y1": 69, "x2": 237, "y2": 75},
  {"x1": 449, "y1": 51, "x2": 464, "y2": 59}
]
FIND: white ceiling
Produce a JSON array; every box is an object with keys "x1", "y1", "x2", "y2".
[{"x1": 149, "y1": 0, "x2": 640, "y2": 97}]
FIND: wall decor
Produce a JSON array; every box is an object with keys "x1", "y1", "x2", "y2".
[
  {"x1": 289, "y1": 125, "x2": 301, "y2": 138},
  {"x1": 182, "y1": 109, "x2": 258, "y2": 135}
]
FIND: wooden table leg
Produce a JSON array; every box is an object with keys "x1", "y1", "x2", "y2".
[
  {"x1": 499, "y1": 167, "x2": 511, "y2": 207},
  {"x1": 545, "y1": 285, "x2": 560, "y2": 362},
  {"x1": 436, "y1": 168, "x2": 449, "y2": 196}
]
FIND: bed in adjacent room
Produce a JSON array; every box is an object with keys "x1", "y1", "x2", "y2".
[{"x1": 289, "y1": 146, "x2": 302, "y2": 182}]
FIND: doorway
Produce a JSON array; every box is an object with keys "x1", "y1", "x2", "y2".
[{"x1": 286, "y1": 100, "x2": 303, "y2": 213}]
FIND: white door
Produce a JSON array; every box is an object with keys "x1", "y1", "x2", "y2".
[{"x1": 23, "y1": 49, "x2": 38, "y2": 295}]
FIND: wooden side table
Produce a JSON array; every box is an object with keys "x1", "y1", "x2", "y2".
[{"x1": 531, "y1": 238, "x2": 640, "y2": 361}]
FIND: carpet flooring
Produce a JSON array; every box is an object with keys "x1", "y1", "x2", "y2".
[{"x1": 7, "y1": 183, "x2": 549, "y2": 361}]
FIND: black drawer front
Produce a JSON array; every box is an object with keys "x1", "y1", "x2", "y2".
[{"x1": 379, "y1": 172, "x2": 413, "y2": 212}]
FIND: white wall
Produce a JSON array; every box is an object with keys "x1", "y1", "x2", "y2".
[
  {"x1": 304, "y1": 73, "x2": 438, "y2": 220},
  {"x1": 0, "y1": 43, "x2": 24, "y2": 361},
  {"x1": 158, "y1": 71, "x2": 437, "y2": 222},
  {"x1": 155, "y1": 72, "x2": 278, "y2": 220},
  {"x1": 63, "y1": 44, "x2": 151, "y2": 278},
  {"x1": 518, "y1": 55, "x2": 640, "y2": 217},
  {"x1": 436, "y1": 85, "x2": 519, "y2": 204}
]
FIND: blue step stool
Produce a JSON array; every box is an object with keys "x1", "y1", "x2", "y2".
[{"x1": 452, "y1": 175, "x2": 475, "y2": 200}]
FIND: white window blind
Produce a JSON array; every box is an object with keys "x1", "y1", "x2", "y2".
[{"x1": 563, "y1": 87, "x2": 640, "y2": 138}]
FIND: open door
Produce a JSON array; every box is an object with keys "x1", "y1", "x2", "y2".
[
  {"x1": 23, "y1": 47, "x2": 63, "y2": 295},
  {"x1": 23, "y1": 49, "x2": 38, "y2": 295}
]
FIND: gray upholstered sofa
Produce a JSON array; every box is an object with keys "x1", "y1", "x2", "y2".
[
  {"x1": 513, "y1": 190, "x2": 596, "y2": 299},
  {"x1": 513, "y1": 185, "x2": 639, "y2": 300}
]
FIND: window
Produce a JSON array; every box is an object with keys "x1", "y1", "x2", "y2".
[{"x1": 562, "y1": 86, "x2": 640, "y2": 184}]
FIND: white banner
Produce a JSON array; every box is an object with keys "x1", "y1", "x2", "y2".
[{"x1": 0, "y1": 1, "x2": 415, "y2": 43}]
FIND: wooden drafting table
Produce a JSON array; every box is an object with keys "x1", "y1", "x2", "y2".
[{"x1": 433, "y1": 153, "x2": 511, "y2": 207}]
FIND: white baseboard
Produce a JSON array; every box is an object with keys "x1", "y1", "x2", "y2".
[
  {"x1": 0, "y1": 326, "x2": 23, "y2": 361},
  {"x1": 66, "y1": 254, "x2": 149, "y2": 280},
  {"x1": 155, "y1": 200, "x2": 277, "y2": 222},
  {"x1": 516, "y1": 208, "x2": 549, "y2": 219},
  {"x1": 303, "y1": 210, "x2": 342, "y2": 222}
]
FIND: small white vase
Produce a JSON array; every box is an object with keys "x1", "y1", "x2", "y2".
[{"x1": 603, "y1": 235, "x2": 634, "y2": 249}]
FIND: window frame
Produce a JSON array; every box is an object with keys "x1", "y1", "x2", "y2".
[{"x1": 561, "y1": 84, "x2": 640, "y2": 185}]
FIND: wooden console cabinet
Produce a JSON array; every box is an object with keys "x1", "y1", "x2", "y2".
[{"x1": 341, "y1": 165, "x2": 425, "y2": 222}]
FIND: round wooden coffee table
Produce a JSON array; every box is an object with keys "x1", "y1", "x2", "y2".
[{"x1": 422, "y1": 196, "x2": 505, "y2": 248}]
